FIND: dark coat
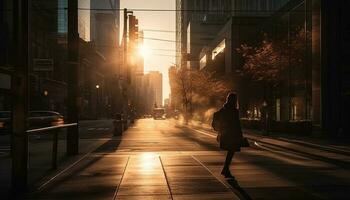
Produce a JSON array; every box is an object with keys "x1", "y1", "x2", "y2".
[{"x1": 217, "y1": 105, "x2": 243, "y2": 151}]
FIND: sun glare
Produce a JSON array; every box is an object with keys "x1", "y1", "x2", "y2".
[{"x1": 138, "y1": 45, "x2": 152, "y2": 58}]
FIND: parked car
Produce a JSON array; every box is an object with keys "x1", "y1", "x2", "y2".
[{"x1": 0, "y1": 111, "x2": 64, "y2": 134}]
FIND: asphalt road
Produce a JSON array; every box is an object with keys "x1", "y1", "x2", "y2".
[
  {"x1": 0, "y1": 119, "x2": 114, "y2": 149},
  {"x1": 24, "y1": 118, "x2": 350, "y2": 200}
]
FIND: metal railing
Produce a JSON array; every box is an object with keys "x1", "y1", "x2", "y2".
[{"x1": 26, "y1": 123, "x2": 77, "y2": 169}]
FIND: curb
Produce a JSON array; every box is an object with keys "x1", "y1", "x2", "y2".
[
  {"x1": 183, "y1": 122, "x2": 350, "y2": 167},
  {"x1": 244, "y1": 133, "x2": 350, "y2": 167}
]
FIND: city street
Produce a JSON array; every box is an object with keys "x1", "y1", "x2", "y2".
[
  {"x1": 1, "y1": 0, "x2": 350, "y2": 199},
  {"x1": 24, "y1": 119, "x2": 350, "y2": 200}
]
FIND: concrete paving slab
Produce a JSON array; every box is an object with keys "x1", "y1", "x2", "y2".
[
  {"x1": 117, "y1": 185, "x2": 170, "y2": 196},
  {"x1": 164, "y1": 166, "x2": 213, "y2": 178},
  {"x1": 173, "y1": 193, "x2": 239, "y2": 200},
  {"x1": 168, "y1": 178, "x2": 231, "y2": 195},
  {"x1": 160, "y1": 156, "x2": 200, "y2": 166},
  {"x1": 116, "y1": 195, "x2": 172, "y2": 200},
  {"x1": 119, "y1": 177, "x2": 168, "y2": 186},
  {"x1": 24, "y1": 119, "x2": 350, "y2": 200}
]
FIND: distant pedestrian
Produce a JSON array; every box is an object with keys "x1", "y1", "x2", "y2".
[{"x1": 212, "y1": 92, "x2": 243, "y2": 178}]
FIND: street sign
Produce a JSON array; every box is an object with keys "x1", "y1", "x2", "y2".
[{"x1": 33, "y1": 59, "x2": 54, "y2": 72}]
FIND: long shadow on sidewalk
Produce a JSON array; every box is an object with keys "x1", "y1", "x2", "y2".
[
  {"x1": 237, "y1": 149, "x2": 350, "y2": 199},
  {"x1": 227, "y1": 179, "x2": 253, "y2": 200},
  {"x1": 27, "y1": 138, "x2": 122, "y2": 199},
  {"x1": 175, "y1": 126, "x2": 219, "y2": 150}
]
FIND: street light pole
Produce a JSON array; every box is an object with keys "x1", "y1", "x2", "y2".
[
  {"x1": 96, "y1": 84, "x2": 100, "y2": 119},
  {"x1": 123, "y1": 8, "x2": 133, "y2": 115},
  {"x1": 67, "y1": 0, "x2": 79, "y2": 155},
  {"x1": 262, "y1": 101, "x2": 268, "y2": 135},
  {"x1": 11, "y1": 0, "x2": 29, "y2": 192}
]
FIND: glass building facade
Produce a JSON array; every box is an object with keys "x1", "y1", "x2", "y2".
[{"x1": 57, "y1": 0, "x2": 68, "y2": 34}]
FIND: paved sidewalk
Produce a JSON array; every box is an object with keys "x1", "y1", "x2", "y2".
[
  {"x1": 23, "y1": 119, "x2": 350, "y2": 200},
  {"x1": 185, "y1": 120, "x2": 350, "y2": 164},
  {"x1": 243, "y1": 132, "x2": 350, "y2": 165},
  {"x1": 28, "y1": 145, "x2": 239, "y2": 200}
]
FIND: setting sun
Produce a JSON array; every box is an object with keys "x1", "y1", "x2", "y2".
[{"x1": 138, "y1": 44, "x2": 152, "y2": 58}]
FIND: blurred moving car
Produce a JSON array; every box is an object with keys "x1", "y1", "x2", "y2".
[
  {"x1": 153, "y1": 108, "x2": 165, "y2": 120},
  {"x1": 29, "y1": 111, "x2": 65, "y2": 127},
  {"x1": 0, "y1": 111, "x2": 64, "y2": 134}
]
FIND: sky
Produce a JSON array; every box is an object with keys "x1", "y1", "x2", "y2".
[{"x1": 120, "y1": 0, "x2": 176, "y2": 102}]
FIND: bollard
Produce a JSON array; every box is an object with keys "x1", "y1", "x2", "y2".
[
  {"x1": 114, "y1": 113, "x2": 124, "y2": 135},
  {"x1": 122, "y1": 119, "x2": 128, "y2": 131},
  {"x1": 113, "y1": 120, "x2": 123, "y2": 136}
]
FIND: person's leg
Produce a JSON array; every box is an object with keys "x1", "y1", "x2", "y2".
[{"x1": 222, "y1": 150, "x2": 234, "y2": 175}]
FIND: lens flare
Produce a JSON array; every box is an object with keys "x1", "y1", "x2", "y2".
[{"x1": 138, "y1": 45, "x2": 152, "y2": 58}]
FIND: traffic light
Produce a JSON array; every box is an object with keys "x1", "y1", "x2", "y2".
[{"x1": 129, "y1": 15, "x2": 139, "y2": 42}]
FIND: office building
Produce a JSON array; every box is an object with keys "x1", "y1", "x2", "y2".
[
  {"x1": 176, "y1": 0, "x2": 232, "y2": 70},
  {"x1": 193, "y1": 0, "x2": 350, "y2": 137},
  {"x1": 149, "y1": 71, "x2": 163, "y2": 108},
  {"x1": 90, "y1": 0, "x2": 120, "y2": 61}
]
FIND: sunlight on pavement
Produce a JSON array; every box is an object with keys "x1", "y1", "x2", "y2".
[{"x1": 140, "y1": 152, "x2": 159, "y2": 171}]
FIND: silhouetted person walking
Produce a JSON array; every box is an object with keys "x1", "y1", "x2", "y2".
[{"x1": 212, "y1": 93, "x2": 243, "y2": 178}]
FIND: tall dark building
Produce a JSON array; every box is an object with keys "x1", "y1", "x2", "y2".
[
  {"x1": 175, "y1": 0, "x2": 350, "y2": 137},
  {"x1": 90, "y1": 0, "x2": 120, "y2": 61},
  {"x1": 176, "y1": 0, "x2": 232, "y2": 70}
]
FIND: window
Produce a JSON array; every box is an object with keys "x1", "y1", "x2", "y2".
[
  {"x1": 200, "y1": 55, "x2": 207, "y2": 70},
  {"x1": 253, "y1": 106, "x2": 261, "y2": 119},
  {"x1": 58, "y1": 0, "x2": 68, "y2": 33},
  {"x1": 187, "y1": 23, "x2": 191, "y2": 54},
  {"x1": 291, "y1": 97, "x2": 305, "y2": 121},
  {"x1": 276, "y1": 99, "x2": 281, "y2": 121},
  {"x1": 212, "y1": 39, "x2": 226, "y2": 60}
]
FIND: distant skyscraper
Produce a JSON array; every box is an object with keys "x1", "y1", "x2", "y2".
[
  {"x1": 78, "y1": 0, "x2": 91, "y2": 41},
  {"x1": 90, "y1": 0, "x2": 120, "y2": 59},
  {"x1": 149, "y1": 71, "x2": 163, "y2": 107},
  {"x1": 58, "y1": 0, "x2": 91, "y2": 41}
]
